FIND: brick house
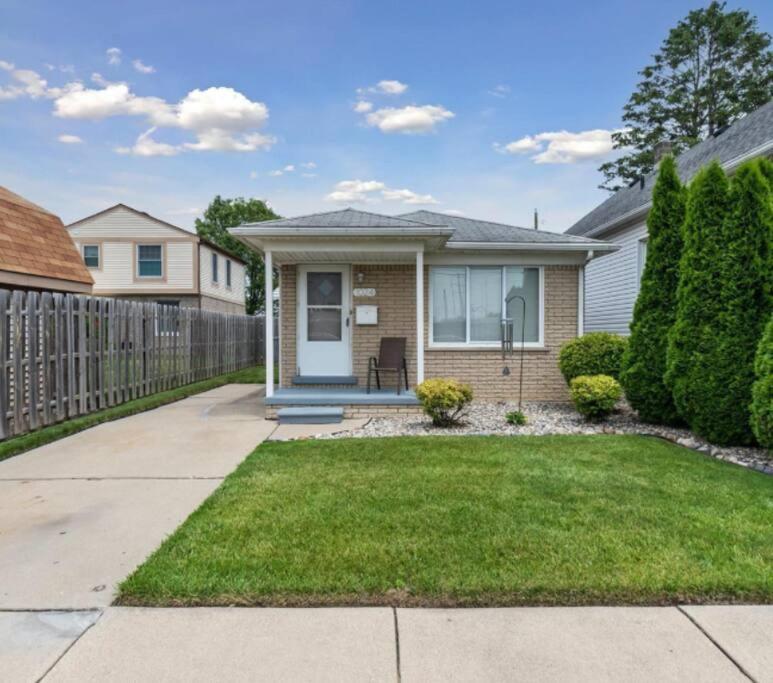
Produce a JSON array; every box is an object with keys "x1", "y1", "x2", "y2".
[{"x1": 232, "y1": 208, "x2": 617, "y2": 420}]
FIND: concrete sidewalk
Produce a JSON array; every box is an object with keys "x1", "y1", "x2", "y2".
[
  {"x1": 0, "y1": 384, "x2": 273, "y2": 610},
  {"x1": 4, "y1": 605, "x2": 770, "y2": 682}
]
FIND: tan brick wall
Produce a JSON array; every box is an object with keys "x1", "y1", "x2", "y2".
[{"x1": 279, "y1": 263, "x2": 579, "y2": 401}]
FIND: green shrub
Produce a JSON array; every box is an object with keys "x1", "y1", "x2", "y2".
[
  {"x1": 416, "y1": 378, "x2": 473, "y2": 427},
  {"x1": 570, "y1": 375, "x2": 622, "y2": 421},
  {"x1": 558, "y1": 333, "x2": 628, "y2": 383},
  {"x1": 698, "y1": 160, "x2": 772, "y2": 445},
  {"x1": 505, "y1": 410, "x2": 527, "y2": 426},
  {"x1": 666, "y1": 162, "x2": 730, "y2": 427},
  {"x1": 751, "y1": 316, "x2": 773, "y2": 449},
  {"x1": 620, "y1": 155, "x2": 685, "y2": 425}
]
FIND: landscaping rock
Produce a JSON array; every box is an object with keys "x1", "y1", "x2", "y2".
[{"x1": 314, "y1": 400, "x2": 772, "y2": 475}]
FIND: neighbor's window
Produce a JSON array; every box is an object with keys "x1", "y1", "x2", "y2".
[
  {"x1": 137, "y1": 244, "x2": 162, "y2": 277},
  {"x1": 430, "y1": 266, "x2": 542, "y2": 346},
  {"x1": 212, "y1": 252, "x2": 219, "y2": 283},
  {"x1": 83, "y1": 244, "x2": 99, "y2": 268},
  {"x1": 226, "y1": 259, "x2": 232, "y2": 288},
  {"x1": 637, "y1": 238, "x2": 648, "y2": 286}
]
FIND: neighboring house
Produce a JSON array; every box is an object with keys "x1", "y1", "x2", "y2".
[
  {"x1": 567, "y1": 99, "x2": 773, "y2": 335},
  {"x1": 67, "y1": 204, "x2": 247, "y2": 314},
  {"x1": 0, "y1": 186, "x2": 93, "y2": 294},
  {"x1": 232, "y1": 208, "x2": 617, "y2": 418}
]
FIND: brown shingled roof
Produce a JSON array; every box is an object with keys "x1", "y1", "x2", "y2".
[{"x1": 0, "y1": 186, "x2": 93, "y2": 288}]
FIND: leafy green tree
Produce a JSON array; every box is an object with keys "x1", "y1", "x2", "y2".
[
  {"x1": 699, "y1": 160, "x2": 772, "y2": 445},
  {"x1": 620, "y1": 156, "x2": 685, "y2": 424},
  {"x1": 665, "y1": 162, "x2": 730, "y2": 426},
  {"x1": 599, "y1": 2, "x2": 773, "y2": 191},
  {"x1": 751, "y1": 315, "x2": 773, "y2": 450},
  {"x1": 195, "y1": 196, "x2": 280, "y2": 314}
]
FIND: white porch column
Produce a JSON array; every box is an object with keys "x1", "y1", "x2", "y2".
[
  {"x1": 264, "y1": 250, "x2": 274, "y2": 397},
  {"x1": 416, "y1": 249, "x2": 425, "y2": 385}
]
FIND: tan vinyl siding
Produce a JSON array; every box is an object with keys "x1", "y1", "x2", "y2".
[
  {"x1": 583, "y1": 220, "x2": 648, "y2": 335},
  {"x1": 68, "y1": 205, "x2": 185, "y2": 239},
  {"x1": 199, "y1": 244, "x2": 246, "y2": 307}
]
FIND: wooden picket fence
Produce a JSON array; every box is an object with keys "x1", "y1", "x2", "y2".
[{"x1": 0, "y1": 289, "x2": 262, "y2": 441}]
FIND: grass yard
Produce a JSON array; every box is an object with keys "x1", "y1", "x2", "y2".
[
  {"x1": 0, "y1": 365, "x2": 270, "y2": 462},
  {"x1": 118, "y1": 435, "x2": 773, "y2": 607}
]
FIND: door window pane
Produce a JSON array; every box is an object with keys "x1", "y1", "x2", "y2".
[
  {"x1": 470, "y1": 267, "x2": 502, "y2": 342},
  {"x1": 138, "y1": 245, "x2": 162, "y2": 277},
  {"x1": 431, "y1": 267, "x2": 466, "y2": 342},
  {"x1": 308, "y1": 308, "x2": 342, "y2": 341},
  {"x1": 307, "y1": 272, "x2": 342, "y2": 306},
  {"x1": 505, "y1": 267, "x2": 540, "y2": 342}
]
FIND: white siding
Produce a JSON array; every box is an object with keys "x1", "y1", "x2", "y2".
[
  {"x1": 199, "y1": 244, "x2": 246, "y2": 305},
  {"x1": 583, "y1": 220, "x2": 648, "y2": 335},
  {"x1": 68, "y1": 206, "x2": 197, "y2": 293},
  {"x1": 69, "y1": 206, "x2": 186, "y2": 239}
]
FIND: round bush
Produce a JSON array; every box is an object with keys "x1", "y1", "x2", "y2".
[
  {"x1": 415, "y1": 378, "x2": 473, "y2": 427},
  {"x1": 751, "y1": 316, "x2": 773, "y2": 449},
  {"x1": 558, "y1": 333, "x2": 628, "y2": 383},
  {"x1": 569, "y1": 375, "x2": 622, "y2": 421}
]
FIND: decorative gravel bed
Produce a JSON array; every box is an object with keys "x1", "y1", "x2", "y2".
[{"x1": 318, "y1": 401, "x2": 773, "y2": 475}]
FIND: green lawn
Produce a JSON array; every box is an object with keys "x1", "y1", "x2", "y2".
[
  {"x1": 0, "y1": 365, "x2": 270, "y2": 462},
  {"x1": 118, "y1": 435, "x2": 773, "y2": 607}
]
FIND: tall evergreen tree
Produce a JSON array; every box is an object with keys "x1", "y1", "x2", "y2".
[
  {"x1": 620, "y1": 156, "x2": 685, "y2": 424},
  {"x1": 750, "y1": 315, "x2": 773, "y2": 450},
  {"x1": 697, "y1": 160, "x2": 772, "y2": 444},
  {"x1": 598, "y1": 1, "x2": 773, "y2": 191},
  {"x1": 665, "y1": 162, "x2": 730, "y2": 425}
]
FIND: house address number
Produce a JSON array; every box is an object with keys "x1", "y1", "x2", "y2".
[{"x1": 353, "y1": 287, "x2": 376, "y2": 297}]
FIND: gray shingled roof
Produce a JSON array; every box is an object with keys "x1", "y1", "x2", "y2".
[
  {"x1": 240, "y1": 207, "x2": 447, "y2": 229},
  {"x1": 567, "y1": 99, "x2": 773, "y2": 237},
  {"x1": 399, "y1": 210, "x2": 604, "y2": 244}
]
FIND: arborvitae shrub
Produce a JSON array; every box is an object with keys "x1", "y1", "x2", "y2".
[
  {"x1": 751, "y1": 316, "x2": 773, "y2": 449},
  {"x1": 620, "y1": 155, "x2": 685, "y2": 425},
  {"x1": 697, "y1": 160, "x2": 772, "y2": 445},
  {"x1": 666, "y1": 162, "x2": 730, "y2": 427}
]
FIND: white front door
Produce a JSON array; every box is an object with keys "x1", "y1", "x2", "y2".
[{"x1": 297, "y1": 265, "x2": 351, "y2": 376}]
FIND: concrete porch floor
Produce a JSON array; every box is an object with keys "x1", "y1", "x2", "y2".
[{"x1": 265, "y1": 386, "x2": 420, "y2": 406}]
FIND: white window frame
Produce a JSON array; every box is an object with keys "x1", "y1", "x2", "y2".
[
  {"x1": 136, "y1": 243, "x2": 164, "y2": 279},
  {"x1": 428, "y1": 265, "x2": 544, "y2": 349},
  {"x1": 211, "y1": 252, "x2": 219, "y2": 284}
]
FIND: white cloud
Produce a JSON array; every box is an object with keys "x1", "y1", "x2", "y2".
[
  {"x1": 249, "y1": 171, "x2": 258, "y2": 179},
  {"x1": 106, "y1": 47, "x2": 122, "y2": 66},
  {"x1": 132, "y1": 59, "x2": 156, "y2": 74},
  {"x1": 301, "y1": 161, "x2": 316, "y2": 169},
  {"x1": 353, "y1": 100, "x2": 373, "y2": 113},
  {"x1": 57, "y1": 133, "x2": 83, "y2": 144},
  {"x1": 381, "y1": 188, "x2": 439, "y2": 205},
  {"x1": 3, "y1": 60, "x2": 275, "y2": 156},
  {"x1": 358, "y1": 79, "x2": 408, "y2": 96},
  {"x1": 116, "y1": 127, "x2": 179, "y2": 157},
  {"x1": 496, "y1": 129, "x2": 620, "y2": 164},
  {"x1": 365, "y1": 104, "x2": 454, "y2": 134},
  {"x1": 325, "y1": 179, "x2": 438, "y2": 205},
  {"x1": 488, "y1": 84, "x2": 510, "y2": 98},
  {"x1": 268, "y1": 163, "x2": 297, "y2": 176},
  {"x1": 301, "y1": 172, "x2": 317, "y2": 178},
  {"x1": 268, "y1": 169, "x2": 283, "y2": 176}
]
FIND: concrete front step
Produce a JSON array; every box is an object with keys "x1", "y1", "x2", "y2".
[{"x1": 277, "y1": 407, "x2": 344, "y2": 425}]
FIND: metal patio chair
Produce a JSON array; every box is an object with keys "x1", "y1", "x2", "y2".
[{"x1": 367, "y1": 337, "x2": 409, "y2": 394}]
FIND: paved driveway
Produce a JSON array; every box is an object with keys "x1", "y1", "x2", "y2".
[{"x1": 0, "y1": 384, "x2": 273, "y2": 610}]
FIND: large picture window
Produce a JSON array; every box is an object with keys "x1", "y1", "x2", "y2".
[{"x1": 430, "y1": 266, "x2": 543, "y2": 346}]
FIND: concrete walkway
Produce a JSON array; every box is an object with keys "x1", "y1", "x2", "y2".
[
  {"x1": 0, "y1": 384, "x2": 273, "y2": 610},
  {"x1": 3, "y1": 605, "x2": 770, "y2": 682}
]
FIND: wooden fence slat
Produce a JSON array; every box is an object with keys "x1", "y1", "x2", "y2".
[
  {"x1": 0, "y1": 290, "x2": 9, "y2": 439},
  {"x1": 40, "y1": 292, "x2": 53, "y2": 426}
]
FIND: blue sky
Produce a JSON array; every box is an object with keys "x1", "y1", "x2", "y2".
[{"x1": 1, "y1": 0, "x2": 771, "y2": 233}]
